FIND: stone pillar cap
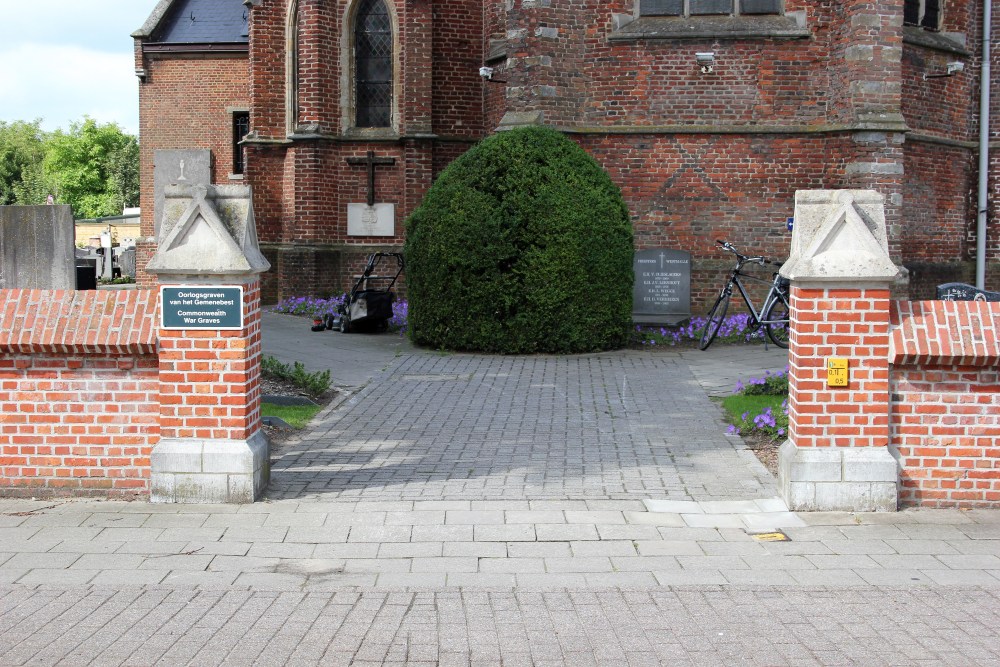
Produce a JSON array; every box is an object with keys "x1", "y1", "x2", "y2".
[
  {"x1": 780, "y1": 190, "x2": 899, "y2": 283},
  {"x1": 147, "y1": 184, "x2": 270, "y2": 277}
]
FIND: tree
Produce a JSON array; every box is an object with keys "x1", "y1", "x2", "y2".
[
  {"x1": 0, "y1": 120, "x2": 49, "y2": 206},
  {"x1": 0, "y1": 117, "x2": 139, "y2": 218},
  {"x1": 405, "y1": 126, "x2": 634, "y2": 354},
  {"x1": 43, "y1": 118, "x2": 140, "y2": 219}
]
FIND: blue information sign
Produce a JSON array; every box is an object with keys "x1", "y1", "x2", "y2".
[{"x1": 160, "y1": 286, "x2": 244, "y2": 330}]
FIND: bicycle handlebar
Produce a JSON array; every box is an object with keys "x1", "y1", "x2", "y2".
[{"x1": 715, "y1": 239, "x2": 769, "y2": 266}]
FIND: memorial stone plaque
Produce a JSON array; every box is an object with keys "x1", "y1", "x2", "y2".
[
  {"x1": 153, "y1": 150, "x2": 212, "y2": 238},
  {"x1": 936, "y1": 282, "x2": 1000, "y2": 302},
  {"x1": 347, "y1": 203, "x2": 395, "y2": 236},
  {"x1": 633, "y1": 248, "x2": 691, "y2": 325}
]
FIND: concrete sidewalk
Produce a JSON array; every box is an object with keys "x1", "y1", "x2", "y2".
[{"x1": 2, "y1": 315, "x2": 998, "y2": 666}]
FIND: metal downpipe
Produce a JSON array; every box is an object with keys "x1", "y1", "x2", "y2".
[{"x1": 977, "y1": 0, "x2": 992, "y2": 289}]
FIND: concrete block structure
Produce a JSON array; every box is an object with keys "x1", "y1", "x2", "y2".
[{"x1": 132, "y1": 0, "x2": 999, "y2": 308}]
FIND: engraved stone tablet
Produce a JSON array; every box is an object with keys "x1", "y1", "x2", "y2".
[
  {"x1": 633, "y1": 248, "x2": 691, "y2": 325},
  {"x1": 347, "y1": 203, "x2": 395, "y2": 237}
]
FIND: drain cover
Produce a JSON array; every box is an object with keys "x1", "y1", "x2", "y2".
[{"x1": 750, "y1": 531, "x2": 791, "y2": 542}]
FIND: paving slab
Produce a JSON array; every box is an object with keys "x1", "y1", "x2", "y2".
[{"x1": 5, "y1": 329, "x2": 1000, "y2": 662}]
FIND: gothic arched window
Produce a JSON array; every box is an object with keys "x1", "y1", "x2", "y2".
[{"x1": 354, "y1": 0, "x2": 392, "y2": 128}]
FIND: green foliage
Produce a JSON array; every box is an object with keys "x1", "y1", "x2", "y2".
[
  {"x1": 723, "y1": 394, "x2": 789, "y2": 441},
  {"x1": 262, "y1": 356, "x2": 332, "y2": 398},
  {"x1": 738, "y1": 370, "x2": 789, "y2": 396},
  {"x1": 722, "y1": 369, "x2": 790, "y2": 441},
  {"x1": 404, "y1": 126, "x2": 633, "y2": 354},
  {"x1": 0, "y1": 117, "x2": 139, "y2": 218},
  {"x1": 0, "y1": 120, "x2": 50, "y2": 206},
  {"x1": 44, "y1": 118, "x2": 140, "y2": 218}
]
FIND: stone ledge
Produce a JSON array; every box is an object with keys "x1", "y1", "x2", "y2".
[
  {"x1": 902, "y1": 26, "x2": 970, "y2": 56},
  {"x1": 609, "y1": 15, "x2": 811, "y2": 41}
]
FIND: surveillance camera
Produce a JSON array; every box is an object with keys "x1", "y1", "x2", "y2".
[
  {"x1": 695, "y1": 52, "x2": 715, "y2": 74},
  {"x1": 479, "y1": 66, "x2": 494, "y2": 80},
  {"x1": 946, "y1": 61, "x2": 964, "y2": 74}
]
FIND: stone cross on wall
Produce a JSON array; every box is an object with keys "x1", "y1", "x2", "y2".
[{"x1": 346, "y1": 151, "x2": 396, "y2": 207}]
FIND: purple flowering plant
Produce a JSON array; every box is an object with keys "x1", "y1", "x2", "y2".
[
  {"x1": 724, "y1": 367, "x2": 790, "y2": 441},
  {"x1": 272, "y1": 295, "x2": 410, "y2": 335},
  {"x1": 633, "y1": 313, "x2": 765, "y2": 347}
]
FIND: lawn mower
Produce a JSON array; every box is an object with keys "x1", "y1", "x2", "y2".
[{"x1": 318, "y1": 252, "x2": 404, "y2": 333}]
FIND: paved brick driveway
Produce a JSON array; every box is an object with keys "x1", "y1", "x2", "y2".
[{"x1": 268, "y1": 351, "x2": 775, "y2": 503}]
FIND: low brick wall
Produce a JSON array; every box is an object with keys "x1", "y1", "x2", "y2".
[
  {"x1": 890, "y1": 301, "x2": 1000, "y2": 507},
  {"x1": 0, "y1": 290, "x2": 159, "y2": 498}
]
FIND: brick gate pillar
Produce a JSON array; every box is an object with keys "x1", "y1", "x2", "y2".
[
  {"x1": 146, "y1": 184, "x2": 271, "y2": 503},
  {"x1": 778, "y1": 191, "x2": 901, "y2": 512}
]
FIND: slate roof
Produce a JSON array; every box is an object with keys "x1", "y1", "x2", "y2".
[{"x1": 136, "y1": 0, "x2": 248, "y2": 44}]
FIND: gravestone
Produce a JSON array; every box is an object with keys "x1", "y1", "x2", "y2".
[
  {"x1": 936, "y1": 282, "x2": 1000, "y2": 302},
  {"x1": 153, "y1": 150, "x2": 212, "y2": 238},
  {"x1": 0, "y1": 205, "x2": 76, "y2": 289},
  {"x1": 632, "y1": 248, "x2": 691, "y2": 325}
]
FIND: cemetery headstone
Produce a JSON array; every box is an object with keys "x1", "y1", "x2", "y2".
[
  {"x1": 936, "y1": 282, "x2": 1000, "y2": 302},
  {"x1": 0, "y1": 205, "x2": 76, "y2": 289},
  {"x1": 633, "y1": 248, "x2": 691, "y2": 325},
  {"x1": 153, "y1": 150, "x2": 212, "y2": 239}
]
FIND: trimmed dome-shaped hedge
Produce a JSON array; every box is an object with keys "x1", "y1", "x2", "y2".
[{"x1": 404, "y1": 126, "x2": 633, "y2": 354}]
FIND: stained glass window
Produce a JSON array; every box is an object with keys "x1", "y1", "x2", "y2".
[
  {"x1": 233, "y1": 112, "x2": 250, "y2": 175},
  {"x1": 355, "y1": 0, "x2": 392, "y2": 128}
]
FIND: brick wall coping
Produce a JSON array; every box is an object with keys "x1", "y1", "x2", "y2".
[
  {"x1": 0, "y1": 289, "x2": 158, "y2": 355},
  {"x1": 890, "y1": 300, "x2": 1000, "y2": 367}
]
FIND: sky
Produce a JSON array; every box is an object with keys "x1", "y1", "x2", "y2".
[{"x1": 0, "y1": 0, "x2": 154, "y2": 136}]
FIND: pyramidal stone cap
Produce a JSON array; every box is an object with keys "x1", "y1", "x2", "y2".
[
  {"x1": 780, "y1": 190, "x2": 899, "y2": 283},
  {"x1": 147, "y1": 184, "x2": 270, "y2": 276}
]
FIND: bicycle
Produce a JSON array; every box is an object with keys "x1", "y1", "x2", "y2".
[{"x1": 698, "y1": 240, "x2": 791, "y2": 351}]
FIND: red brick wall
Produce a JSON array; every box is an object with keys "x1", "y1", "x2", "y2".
[
  {"x1": 433, "y1": 0, "x2": 485, "y2": 139},
  {"x1": 138, "y1": 0, "x2": 998, "y2": 307},
  {"x1": 243, "y1": 0, "x2": 484, "y2": 303},
  {"x1": 486, "y1": 0, "x2": 912, "y2": 310},
  {"x1": 158, "y1": 282, "x2": 263, "y2": 442},
  {"x1": 890, "y1": 300, "x2": 1000, "y2": 507},
  {"x1": 787, "y1": 286, "x2": 892, "y2": 449},
  {"x1": 0, "y1": 291, "x2": 160, "y2": 498}
]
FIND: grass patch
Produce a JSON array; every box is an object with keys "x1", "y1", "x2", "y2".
[
  {"x1": 721, "y1": 392, "x2": 788, "y2": 441},
  {"x1": 262, "y1": 403, "x2": 323, "y2": 429},
  {"x1": 722, "y1": 394, "x2": 785, "y2": 421}
]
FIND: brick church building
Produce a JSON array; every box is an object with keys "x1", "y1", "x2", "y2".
[{"x1": 134, "y1": 0, "x2": 999, "y2": 309}]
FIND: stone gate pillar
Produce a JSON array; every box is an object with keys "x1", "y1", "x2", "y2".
[
  {"x1": 778, "y1": 190, "x2": 901, "y2": 512},
  {"x1": 146, "y1": 184, "x2": 271, "y2": 503}
]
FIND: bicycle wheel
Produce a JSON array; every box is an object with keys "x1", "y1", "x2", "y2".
[
  {"x1": 698, "y1": 290, "x2": 730, "y2": 351},
  {"x1": 764, "y1": 294, "x2": 790, "y2": 349}
]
